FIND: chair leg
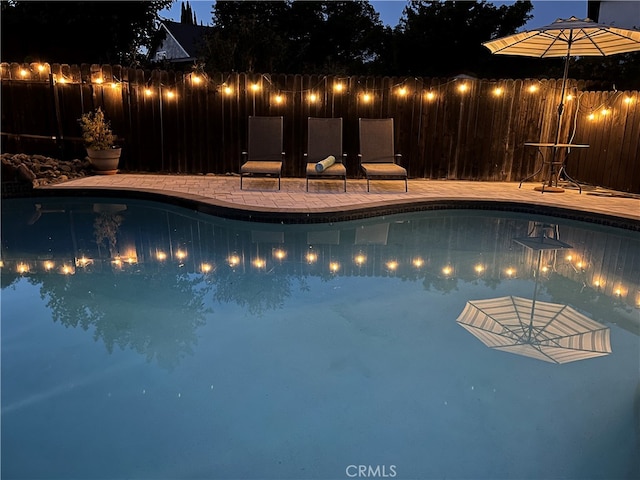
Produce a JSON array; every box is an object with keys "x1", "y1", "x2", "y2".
[
  {"x1": 405, "y1": 178, "x2": 408, "y2": 192},
  {"x1": 240, "y1": 175, "x2": 243, "y2": 190},
  {"x1": 367, "y1": 177, "x2": 370, "y2": 192},
  {"x1": 343, "y1": 176, "x2": 346, "y2": 192},
  {"x1": 306, "y1": 177, "x2": 309, "y2": 192},
  {"x1": 278, "y1": 175, "x2": 281, "y2": 190}
]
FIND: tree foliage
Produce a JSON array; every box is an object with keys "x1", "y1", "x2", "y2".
[
  {"x1": 203, "y1": 0, "x2": 387, "y2": 74},
  {"x1": 0, "y1": 0, "x2": 173, "y2": 65}
]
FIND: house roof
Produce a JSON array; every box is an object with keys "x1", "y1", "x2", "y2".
[{"x1": 160, "y1": 20, "x2": 212, "y2": 60}]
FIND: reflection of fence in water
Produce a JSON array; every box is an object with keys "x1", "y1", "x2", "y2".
[{"x1": 2, "y1": 204, "x2": 638, "y2": 311}]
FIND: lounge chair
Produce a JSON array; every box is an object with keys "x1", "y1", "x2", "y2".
[
  {"x1": 358, "y1": 118, "x2": 407, "y2": 192},
  {"x1": 304, "y1": 117, "x2": 347, "y2": 192},
  {"x1": 240, "y1": 116, "x2": 284, "y2": 190}
]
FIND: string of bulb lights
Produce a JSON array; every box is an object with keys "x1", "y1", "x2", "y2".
[{"x1": 2, "y1": 62, "x2": 636, "y2": 123}]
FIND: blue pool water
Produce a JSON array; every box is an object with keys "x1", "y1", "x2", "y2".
[{"x1": 1, "y1": 197, "x2": 639, "y2": 479}]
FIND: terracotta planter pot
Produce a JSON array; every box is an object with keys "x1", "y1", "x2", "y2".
[{"x1": 86, "y1": 147, "x2": 121, "y2": 175}]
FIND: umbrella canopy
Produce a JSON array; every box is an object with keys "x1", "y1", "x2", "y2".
[
  {"x1": 456, "y1": 296, "x2": 612, "y2": 364},
  {"x1": 483, "y1": 16, "x2": 640, "y2": 58}
]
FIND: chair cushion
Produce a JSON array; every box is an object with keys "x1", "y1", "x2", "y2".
[
  {"x1": 361, "y1": 163, "x2": 407, "y2": 177},
  {"x1": 306, "y1": 163, "x2": 346, "y2": 177},
  {"x1": 241, "y1": 161, "x2": 282, "y2": 175}
]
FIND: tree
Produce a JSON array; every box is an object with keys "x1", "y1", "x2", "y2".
[
  {"x1": 387, "y1": 0, "x2": 534, "y2": 78},
  {"x1": 204, "y1": 1, "x2": 289, "y2": 72},
  {"x1": 0, "y1": 1, "x2": 173, "y2": 65},
  {"x1": 180, "y1": 1, "x2": 197, "y2": 25},
  {"x1": 202, "y1": 0, "x2": 387, "y2": 74}
]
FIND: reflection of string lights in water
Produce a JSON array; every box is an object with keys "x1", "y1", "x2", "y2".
[
  {"x1": 227, "y1": 255, "x2": 240, "y2": 267},
  {"x1": 2, "y1": 205, "x2": 637, "y2": 311},
  {"x1": 273, "y1": 248, "x2": 286, "y2": 261}
]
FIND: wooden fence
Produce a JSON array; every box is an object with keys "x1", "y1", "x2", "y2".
[{"x1": 1, "y1": 62, "x2": 639, "y2": 193}]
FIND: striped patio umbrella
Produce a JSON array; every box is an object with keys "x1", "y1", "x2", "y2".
[
  {"x1": 483, "y1": 17, "x2": 640, "y2": 145},
  {"x1": 456, "y1": 296, "x2": 612, "y2": 364}
]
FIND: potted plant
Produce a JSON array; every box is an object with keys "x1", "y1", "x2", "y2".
[{"x1": 78, "y1": 107, "x2": 121, "y2": 174}]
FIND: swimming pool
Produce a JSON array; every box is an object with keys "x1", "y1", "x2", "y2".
[{"x1": 2, "y1": 196, "x2": 639, "y2": 479}]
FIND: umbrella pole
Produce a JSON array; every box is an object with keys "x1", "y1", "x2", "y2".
[
  {"x1": 549, "y1": 39, "x2": 573, "y2": 187},
  {"x1": 527, "y1": 249, "x2": 544, "y2": 342}
]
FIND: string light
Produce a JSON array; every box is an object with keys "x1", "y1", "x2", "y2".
[
  {"x1": 223, "y1": 85, "x2": 233, "y2": 95},
  {"x1": 19, "y1": 69, "x2": 28, "y2": 78},
  {"x1": 601, "y1": 107, "x2": 610, "y2": 116},
  {"x1": 624, "y1": 96, "x2": 633, "y2": 104},
  {"x1": 253, "y1": 258, "x2": 266, "y2": 269},
  {"x1": 250, "y1": 83, "x2": 260, "y2": 92},
  {"x1": 200, "y1": 262, "x2": 213, "y2": 273},
  {"x1": 361, "y1": 92, "x2": 372, "y2": 103},
  {"x1": 474, "y1": 264, "x2": 485, "y2": 274},
  {"x1": 329, "y1": 261, "x2": 340, "y2": 273},
  {"x1": 354, "y1": 254, "x2": 366, "y2": 266},
  {"x1": 274, "y1": 94, "x2": 284, "y2": 104},
  {"x1": 192, "y1": 75, "x2": 202, "y2": 85},
  {"x1": 528, "y1": 85, "x2": 538, "y2": 93},
  {"x1": 227, "y1": 254, "x2": 240, "y2": 267},
  {"x1": 37, "y1": 64, "x2": 45, "y2": 72},
  {"x1": 493, "y1": 87, "x2": 503, "y2": 96},
  {"x1": 144, "y1": 88, "x2": 153, "y2": 97},
  {"x1": 386, "y1": 260, "x2": 398, "y2": 271},
  {"x1": 412, "y1": 257, "x2": 424, "y2": 268},
  {"x1": 166, "y1": 90, "x2": 175, "y2": 99},
  {"x1": 442, "y1": 265, "x2": 453, "y2": 276},
  {"x1": 273, "y1": 248, "x2": 286, "y2": 260},
  {"x1": 397, "y1": 86, "x2": 408, "y2": 96},
  {"x1": 95, "y1": 78, "x2": 104, "y2": 84},
  {"x1": 458, "y1": 83, "x2": 468, "y2": 93},
  {"x1": 305, "y1": 252, "x2": 318, "y2": 264},
  {"x1": 425, "y1": 91, "x2": 436, "y2": 101},
  {"x1": 333, "y1": 83, "x2": 344, "y2": 93},
  {"x1": 308, "y1": 93, "x2": 318, "y2": 103}
]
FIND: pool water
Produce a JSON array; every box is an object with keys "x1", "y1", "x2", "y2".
[{"x1": 2, "y1": 197, "x2": 639, "y2": 480}]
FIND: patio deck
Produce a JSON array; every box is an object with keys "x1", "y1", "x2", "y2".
[{"x1": 40, "y1": 175, "x2": 640, "y2": 228}]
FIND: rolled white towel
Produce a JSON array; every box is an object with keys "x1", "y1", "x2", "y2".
[{"x1": 315, "y1": 155, "x2": 336, "y2": 172}]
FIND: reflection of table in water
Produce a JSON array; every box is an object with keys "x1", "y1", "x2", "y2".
[{"x1": 521, "y1": 143, "x2": 589, "y2": 193}]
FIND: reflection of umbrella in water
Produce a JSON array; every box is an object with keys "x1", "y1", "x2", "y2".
[{"x1": 456, "y1": 223, "x2": 612, "y2": 364}]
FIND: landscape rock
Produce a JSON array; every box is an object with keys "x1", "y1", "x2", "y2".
[{"x1": 1, "y1": 153, "x2": 93, "y2": 188}]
